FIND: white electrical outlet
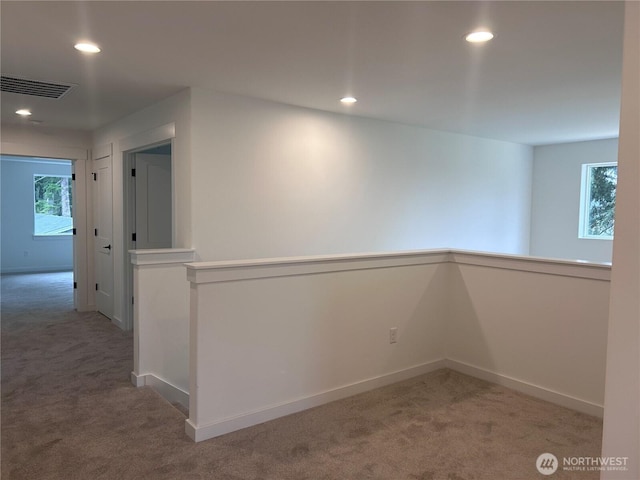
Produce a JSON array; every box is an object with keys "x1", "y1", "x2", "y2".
[{"x1": 389, "y1": 327, "x2": 398, "y2": 344}]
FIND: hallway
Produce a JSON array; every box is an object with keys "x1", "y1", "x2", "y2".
[{"x1": 0, "y1": 272, "x2": 181, "y2": 479}]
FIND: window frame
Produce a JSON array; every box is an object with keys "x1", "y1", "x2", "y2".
[
  {"x1": 33, "y1": 173, "x2": 74, "y2": 237},
  {"x1": 578, "y1": 162, "x2": 617, "y2": 240}
]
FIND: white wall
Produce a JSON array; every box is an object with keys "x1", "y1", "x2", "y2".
[
  {"x1": 601, "y1": 2, "x2": 640, "y2": 478},
  {"x1": 530, "y1": 138, "x2": 618, "y2": 263},
  {"x1": 184, "y1": 250, "x2": 610, "y2": 442},
  {"x1": 1, "y1": 157, "x2": 73, "y2": 273},
  {"x1": 447, "y1": 253, "x2": 609, "y2": 415},
  {"x1": 0, "y1": 124, "x2": 92, "y2": 151},
  {"x1": 92, "y1": 89, "x2": 191, "y2": 326},
  {"x1": 91, "y1": 86, "x2": 533, "y2": 327},
  {"x1": 190, "y1": 88, "x2": 533, "y2": 262},
  {"x1": 130, "y1": 249, "x2": 195, "y2": 408},
  {"x1": 186, "y1": 250, "x2": 449, "y2": 440}
]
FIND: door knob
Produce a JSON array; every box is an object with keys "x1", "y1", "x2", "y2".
[{"x1": 104, "y1": 244, "x2": 111, "y2": 250}]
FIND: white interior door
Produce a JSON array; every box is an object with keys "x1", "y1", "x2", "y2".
[
  {"x1": 93, "y1": 152, "x2": 114, "y2": 319},
  {"x1": 134, "y1": 153, "x2": 172, "y2": 249}
]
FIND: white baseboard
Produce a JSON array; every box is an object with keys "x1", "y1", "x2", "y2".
[
  {"x1": 111, "y1": 315, "x2": 128, "y2": 331},
  {"x1": 130, "y1": 371, "x2": 146, "y2": 387},
  {"x1": 1, "y1": 266, "x2": 73, "y2": 274},
  {"x1": 131, "y1": 372, "x2": 189, "y2": 410},
  {"x1": 76, "y1": 303, "x2": 96, "y2": 313},
  {"x1": 185, "y1": 358, "x2": 447, "y2": 442},
  {"x1": 445, "y1": 359, "x2": 604, "y2": 418},
  {"x1": 184, "y1": 358, "x2": 603, "y2": 443}
]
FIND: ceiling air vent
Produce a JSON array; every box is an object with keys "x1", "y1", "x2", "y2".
[{"x1": 0, "y1": 75, "x2": 76, "y2": 99}]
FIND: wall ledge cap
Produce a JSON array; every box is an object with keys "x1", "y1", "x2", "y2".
[
  {"x1": 186, "y1": 249, "x2": 611, "y2": 284},
  {"x1": 130, "y1": 248, "x2": 196, "y2": 266}
]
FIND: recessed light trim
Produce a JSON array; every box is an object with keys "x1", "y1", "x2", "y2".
[
  {"x1": 16, "y1": 109, "x2": 32, "y2": 116},
  {"x1": 74, "y1": 42, "x2": 101, "y2": 53},
  {"x1": 340, "y1": 96, "x2": 357, "y2": 104},
  {"x1": 465, "y1": 31, "x2": 494, "y2": 43}
]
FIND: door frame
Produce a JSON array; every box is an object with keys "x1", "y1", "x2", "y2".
[
  {"x1": 0, "y1": 141, "x2": 91, "y2": 311},
  {"x1": 119, "y1": 123, "x2": 175, "y2": 331}
]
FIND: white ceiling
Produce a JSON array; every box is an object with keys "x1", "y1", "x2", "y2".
[{"x1": 0, "y1": 1, "x2": 624, "y2": 146}]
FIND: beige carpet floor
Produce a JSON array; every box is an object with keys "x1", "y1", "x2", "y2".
[{"x1": 1, "y1": 272, "x2": 604, "y2": 480}]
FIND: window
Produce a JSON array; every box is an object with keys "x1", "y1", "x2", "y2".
[
  {"x1": 34, "y1": 175, "x2": 73, "y2": 235},
  {"x1": 579, "y1": 163, "x2": 617, "y2": 239}
]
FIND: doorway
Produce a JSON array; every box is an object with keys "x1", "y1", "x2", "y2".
[
  {"x1": 0, "y1": 155, "x2": 76, "y2": 307},
  {"x1": 123, "y1": 141, "x2": 173, "y2": 330},
  {"x1": 131, "y1": 144, "x2": 173, "y2": 250}
]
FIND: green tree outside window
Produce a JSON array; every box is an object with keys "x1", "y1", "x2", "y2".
[
  {"x1": 580, "y1": 163, "x2": 617, "y2": 239},
  {"x1": 34, "y1": 175, "x2": 73, "y2": 235}
]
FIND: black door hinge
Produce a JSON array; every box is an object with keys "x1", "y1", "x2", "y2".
[
  {"x1": 131, "y1": 168, "x2": 136, "y2": 177},
  {"x1": 72, "y1": 228, "x2": 77, "y2": 235},
  {"x1": 74, "y1": 282, "x2": 77, "y2": 289},
  {"x1": 132, "y1": 296, "x2": 135, "y2": 305},
  {"x1": 132, "y1": 233, "x2": 137, "y2": 242},
  {"x1": 95, "y1": 283, "x2": 99, "y2": 291},
  {"x1": 94, "y1": 228, "x2": 98, "y2": 236},
  {"x1": 71, "y1": 173, "x2": 76, "y2": 181},
  {"x1": 92, "y1": 172, "x2": 97, "y2": 181}
]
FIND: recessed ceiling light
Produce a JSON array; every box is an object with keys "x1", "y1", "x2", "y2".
[
  {"x1": 465, "y1": 31, "x2": 494, "y2": 43},
  {"x1": 340, "y1": 96, "x2": 357, "y2": 104},
  {"x1": 15, "y1": 109, "x2": 32, "y2": 116},
  {"x1": 74, "y1": 42, "x2": 101, "y2": 53}
]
